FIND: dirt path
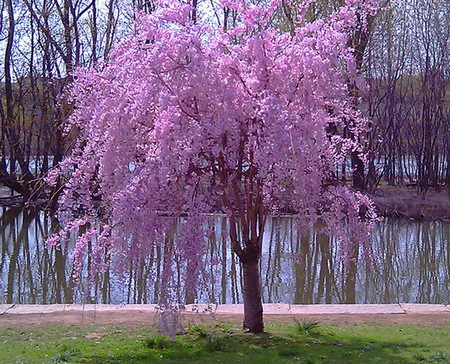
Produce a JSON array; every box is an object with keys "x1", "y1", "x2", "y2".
[{"x1": 1, "y1": 310, "x2": 450, "y2": 330}]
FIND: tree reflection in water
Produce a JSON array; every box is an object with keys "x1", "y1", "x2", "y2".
[{"x1": 0, "y1": 207, "x2": 449, "y2": 305}]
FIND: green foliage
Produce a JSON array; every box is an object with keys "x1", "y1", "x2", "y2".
[
  {"x1": 51, "y1": 345, "x2": 80, "y2": 363},
  {"x1": 144, "y1": 334, "x2": 172, "y2": 349},
  {"x1": 186, "y1": 323, "x2": 208, "y2": 338},
  {"x1": 294, "y1": 317, "x2": 321, "y2": 335},
  {"x1": 202, "y1": 334, "x2": 225, "y2": 352}
]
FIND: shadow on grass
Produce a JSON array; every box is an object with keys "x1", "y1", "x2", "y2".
[{"x1": 69, "y1": 329, "x2": 438, "y2": 364}]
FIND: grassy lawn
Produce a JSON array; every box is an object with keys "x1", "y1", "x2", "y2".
[{"x1": 0, "y1": 319, "x2": 449, "y2": 363}]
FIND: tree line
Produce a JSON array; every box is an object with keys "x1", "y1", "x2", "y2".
[
  {"x1": 364, "y1": 0, "x2": 450, "y2": 191},
  {"x1": 1, "y1": 0, "x2": 449, "y2": 203}
]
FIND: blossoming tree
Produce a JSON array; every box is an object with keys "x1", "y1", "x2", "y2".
[{"x1": 49, "y1": 0, "x2": 377, "y2": 333}]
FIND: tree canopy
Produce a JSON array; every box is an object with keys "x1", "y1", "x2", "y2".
[{"x1": 48, "y1": 0, "x2": 378, "y2": 333}]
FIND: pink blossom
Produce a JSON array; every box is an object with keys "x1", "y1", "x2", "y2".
[{"x1": 44, "y1": 168, "x2": 60, "y2": 187}]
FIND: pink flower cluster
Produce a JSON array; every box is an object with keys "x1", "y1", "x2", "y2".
[{"x1": 50, "y1": 0, "x2": 378, "y2": 299}]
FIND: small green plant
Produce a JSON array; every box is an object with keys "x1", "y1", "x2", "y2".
[
  {"x1": 187, "y1": 323, "x2": 208, "y2": 338},
  {"x1": 294, "y1": 318, "x2": 321, "y2": 335},
  {"x1": 203, "y1": 334, "x2": 225, "y2": 352},
  {"x1": 145, "y1": 334, "x2": 172, "y2": 349},
  {"x1": 51, "y1": 345, "x2": 80, "y2": 363}
]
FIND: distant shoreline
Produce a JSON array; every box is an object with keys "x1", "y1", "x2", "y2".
[
  {"x1": 2, "y1": 185, "x2": 450, "y2": 222},
  {"x1": 368, "y1": 185, "x2": 450, "y2": 221}
]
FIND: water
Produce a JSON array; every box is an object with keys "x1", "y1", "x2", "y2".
[{"x1": 0, "y1": 206, "x2": 449, "y2": 305}]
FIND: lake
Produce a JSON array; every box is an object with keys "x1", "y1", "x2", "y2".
[{"x1": 0, "y1": 206, "x2": 448, "y2": 305}]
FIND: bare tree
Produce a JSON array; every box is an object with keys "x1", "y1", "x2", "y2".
[{"x1": 0, "y1": 0, "x2": 132, "y2": 202}]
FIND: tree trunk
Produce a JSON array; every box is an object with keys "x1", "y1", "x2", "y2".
[
  {"x1": 242, "y1": 260, "x2": 264, "y2": 333},
  {"x1": 351, "y1": 151, "x2": 365, "y2": 190}
]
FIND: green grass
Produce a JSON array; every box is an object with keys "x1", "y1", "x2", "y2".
[{"x1": 0, "y1": 321, "x2": 449, "y2": 363}]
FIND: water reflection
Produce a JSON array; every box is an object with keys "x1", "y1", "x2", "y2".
[{"x1": 0, "y1": 207, "x2": 449, "y2": 305}]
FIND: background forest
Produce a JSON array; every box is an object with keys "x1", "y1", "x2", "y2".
[{"x1": 0, "y1": 0, "x2": 449, "y2": 203}]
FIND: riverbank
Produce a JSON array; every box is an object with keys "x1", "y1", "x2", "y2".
[{"x1": 368, "y1": 185, "x2": 450, "y2": 221}]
